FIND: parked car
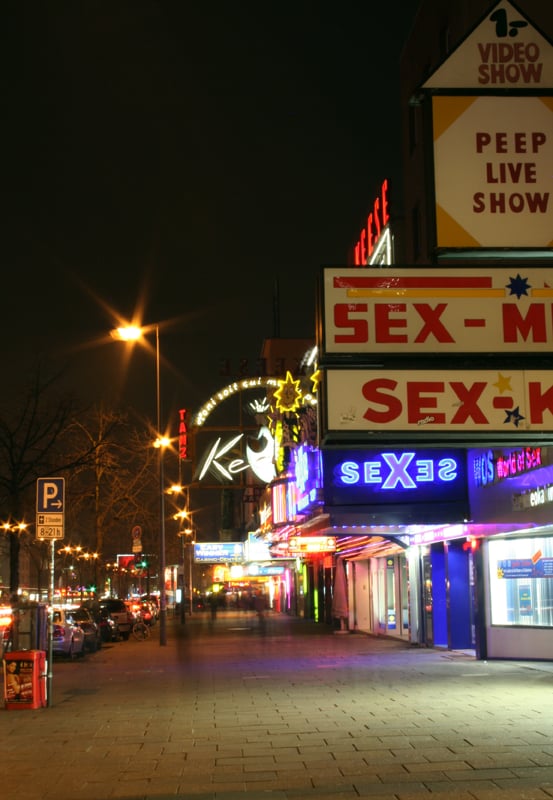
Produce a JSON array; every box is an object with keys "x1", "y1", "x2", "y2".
[
  {"x1": 97, "y1": 598, "x2": 133, "y2": 640},
  {"x1": 80, "y1": 600, "x2": 119, "y2": 642},
  {"x1": 73, "y1": 607, "x2": 102, "y2": 652},
  {"x1": 1, "y1": 605, "x2": 13, "y2": 656},
  {"x1": 52, "y1": 608, "x2": 86, "y2": 659}
]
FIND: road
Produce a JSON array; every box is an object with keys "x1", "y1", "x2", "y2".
[{"x1": 2, "y1": 609, "x2": 553, "y2": 799}]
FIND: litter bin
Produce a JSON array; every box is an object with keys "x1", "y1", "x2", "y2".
[{"x1": 3, "y1": 650, "x2": 47, "y2": 710}]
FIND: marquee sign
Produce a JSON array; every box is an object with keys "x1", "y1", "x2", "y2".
[
  {"x1": 322, "y1": 268, "x2": 553, "y2": 355},
  {"x1": 323, "y1": 449, "x2": 467, "y2": 507},
  {"x1": 325, "y1": 369, "x2": 553, "y2": 433}
]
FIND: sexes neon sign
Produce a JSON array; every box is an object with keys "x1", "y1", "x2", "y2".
[
  {"x1": 338, "y1": 452, "x2": 459, "y2": 489},
  {"x1": 323, "y1": 449, "x2": 467, "y2": 507}
]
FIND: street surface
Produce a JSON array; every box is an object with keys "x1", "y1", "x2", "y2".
[{"x1": 2, "y1": 610, "x2": 553, "y2": 799}]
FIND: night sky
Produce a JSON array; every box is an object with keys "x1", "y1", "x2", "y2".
[{"x1": 5, "y1": 2, "x2": 419, "y2": 428}]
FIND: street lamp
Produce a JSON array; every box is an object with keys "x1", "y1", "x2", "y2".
[{"x1": 111, "y1": 323, "x2": 169, "y2": 646}]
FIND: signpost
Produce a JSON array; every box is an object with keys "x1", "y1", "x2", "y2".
[{"x1": 36, "y1": 477, "x2": 65, "y2": 708}]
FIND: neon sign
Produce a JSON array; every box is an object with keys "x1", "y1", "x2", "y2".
[
  {"x1": 353, "y1": 179, "x2": 390, "y2": 265},
  {"x1": 338, "y1": 452, "x2": 459, "y2": 489},
  {"x1": 178, "y1": 408, "x2": 188, "y2": 460},
  {"x1": 292, "y1": 444, "x2": 321, "y2": 513},
  {"x1": 323, "y1": 449, "x2": 467, "y2": 507},
  {"x1": 472, "y1": 446, "x2": 543, "y2": 487},
  {"x1": 196, "y1": 428, "x2": 276, "y2": 484}
]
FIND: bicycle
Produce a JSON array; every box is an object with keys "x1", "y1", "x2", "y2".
[{"x1": 132, "y1": 620, "x2": 150, "y2": 640}]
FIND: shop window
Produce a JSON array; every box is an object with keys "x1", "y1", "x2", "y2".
[{"x1": 489, "y1": 537, "x2": 553, "y2": 627}]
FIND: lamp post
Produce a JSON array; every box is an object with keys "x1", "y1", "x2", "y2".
[{"x1": 111, "y1": 323, "x2": 169, "y2": 646}]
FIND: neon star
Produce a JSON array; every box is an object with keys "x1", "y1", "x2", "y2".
[
  {"x1": 493, "y1": 373, "x2": 512, "y2": 393},
  {"x1": 274, "y1": 371, "x2": 303, "y2": 413},
  {"x1": 310, "y1": 369, "x2": 321, "y2": 395}
]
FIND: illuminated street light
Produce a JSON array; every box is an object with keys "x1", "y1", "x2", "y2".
[{"x1": 111, "y1": 322, "x2": 169, "y2": 646}]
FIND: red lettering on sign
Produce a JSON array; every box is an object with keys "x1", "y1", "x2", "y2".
[
  {"x1": 374, "y1": 304, "x2": 407, "y2": 343},
  {"x1": 502, "y1": 304, "x2": 547, "y2": 342},
  {"x1": 333, "y1": 303, "x2": 368, "y2": 343},
  {"x1": 406, "y1": 382, "x2": 445, "y2": 424},
  {"x1": 413, "y1": 304, "x2": 455, "y2": 344},
  {"x1": 528, "y1": 382, "x2": 553, "y2": 423},
  {"x1": 361, "y1": 379, "x2": 402, "y2": 423},
  {"x1": 449, "y1": 383, "x2": 488, "y2": 424}
]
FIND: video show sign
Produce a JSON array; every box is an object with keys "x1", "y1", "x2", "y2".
[
  {"x1": 423, "y1": 1, "x2": 553, "y2": 90},
  {"x1": 322, "y1": 268, "x2": 553, "y2": 356},
  {"x1": 323, "y1": 448, "x2": 467, "y2": 507},
  {"x1": 432, "y1": 95, "x2": 553, "y2": 248},
  {"x1": 325, "y1": 369, "x2": 553, "y2": 433}
]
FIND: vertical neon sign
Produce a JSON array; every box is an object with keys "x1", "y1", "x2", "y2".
[{"x1": 179, "y1": 408, "x2": 188, "y2": 460}]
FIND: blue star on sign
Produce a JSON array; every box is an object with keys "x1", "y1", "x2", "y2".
[
  {"x1": 506, "y1": 274, "x2": 531, "y2": 299},
  {"x1": 504, "y1": 406, "x2": 525, "y2": 427}
]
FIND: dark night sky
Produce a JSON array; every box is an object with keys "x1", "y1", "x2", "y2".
[{"x1": 4, "y1": 2, "x2": 420, "y2": 428}]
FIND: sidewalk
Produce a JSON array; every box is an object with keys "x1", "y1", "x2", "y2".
[{"x1": 3, "y1": 610, "x2": 553, "y2": 799}]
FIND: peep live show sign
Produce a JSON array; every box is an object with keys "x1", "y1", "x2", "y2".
[
  {"x1": 323, "y1": 448, "x2": 467, "y2": 507},
  {"x1": 432, "y1": 96, "x2": 553, "y2": 249},
  {"x1": 421, "y1": 1, "x2": 553, "y2": 249},
  {"x1": 322, "y1": 268, "x2": 553, "y2": 355},
  {"x1": 324, "y1": 369, "x2": 553, "y2": 433}
]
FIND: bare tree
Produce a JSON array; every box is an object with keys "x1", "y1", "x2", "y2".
[
  {"x1": 63, "y1": 406, "x2": 158, "y2": 562},
  {"x1": 0, "y1": 365, "x2": 94, "y2": 596}
]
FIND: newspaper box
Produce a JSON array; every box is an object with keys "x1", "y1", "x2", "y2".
[{"x1": 3, "y1": 650, "x2": 47, "y2": 710}]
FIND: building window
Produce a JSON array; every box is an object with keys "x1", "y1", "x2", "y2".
[{"x1": 488, "y1": 536, "x2": 553, "y2": 627}]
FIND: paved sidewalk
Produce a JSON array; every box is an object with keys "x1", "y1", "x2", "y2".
[{"x1": 3, "y1": 610, "x2": 553, "y2": 799}]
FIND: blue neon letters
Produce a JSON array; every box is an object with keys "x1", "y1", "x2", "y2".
[{"x1": 337, "y1": 452, "x2": 459, "y2": 490}]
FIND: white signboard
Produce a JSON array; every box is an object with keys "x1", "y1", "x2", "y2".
[
  {"x1": 432, "y1": 95, "x2": 553, "y2": 249},
  {"x1": 322, "y1": 267, "x2": 553, "y2": 355},
  {"x1": 423, "y1": 1, "x2": 553, "y2": 90},
  {"x1": 325, "y1": 369, "x2": 553, "y2": 433}
]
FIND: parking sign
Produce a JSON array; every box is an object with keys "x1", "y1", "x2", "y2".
[{"x1": 36, "y1": 477, "x2": 65, "y2": 540}]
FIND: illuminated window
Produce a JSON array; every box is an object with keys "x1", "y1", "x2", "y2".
[{"x1": 489, "y1": 536, "x2": 553, "y2": 627}]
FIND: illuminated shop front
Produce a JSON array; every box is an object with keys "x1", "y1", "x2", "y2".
[
  {"x1": 468, "y1": 445, "x2": 553, "y2": 660},
  {"x1": 322, "y1": 446, "x2": 470, "y2": 642}
]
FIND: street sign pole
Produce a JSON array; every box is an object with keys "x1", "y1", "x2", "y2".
[
  {"x1": 47, "y1": 540, "x2": 54, "y2": 707},
  {"x1": 36, "y1": 477, "x2": 65, "y2": 709}
]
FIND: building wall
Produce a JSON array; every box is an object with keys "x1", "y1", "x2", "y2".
[{"x1": 400, "y1": 0, "x2": 553, "y2": 264}]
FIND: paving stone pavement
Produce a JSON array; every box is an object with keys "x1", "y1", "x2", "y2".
[{"x1": 3, "y1": 609, "x2": 553, "y2": 800}]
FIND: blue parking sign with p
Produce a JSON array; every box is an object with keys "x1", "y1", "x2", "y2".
[{"x1": 37, "y1": 478, "x2": 65, "y2": 513}]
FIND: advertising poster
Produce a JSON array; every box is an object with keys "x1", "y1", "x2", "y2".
[{"x1": 3, "y1": 658, "x2": 34, "y2": 704}]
